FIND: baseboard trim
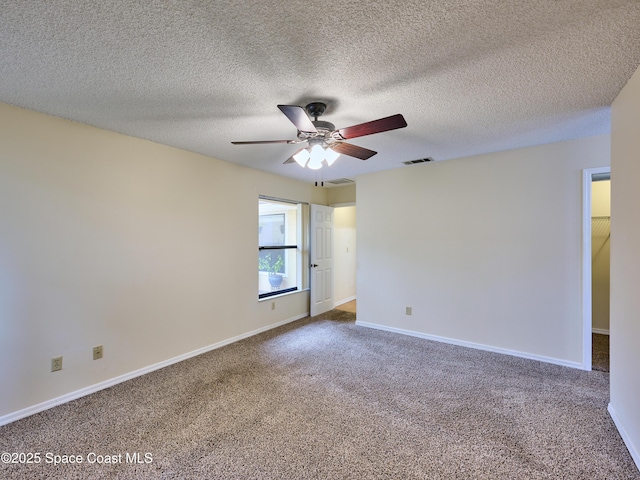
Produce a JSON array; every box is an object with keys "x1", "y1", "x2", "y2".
[
  {"x1": 592, "y1": 328, "x2": 610, "y2": 335},
  {"x1": 355, "y1": 321, "x2": 585, "y2": 370},
  {"x1": 0, "y1": 313, "x2": 309, "y2": 427},
  {"x1": 608, "y1": 403, "x2": 640, "y2": 472},
  {"x1": 335, "y1": 295, "x2": 356, "y2": 307}
]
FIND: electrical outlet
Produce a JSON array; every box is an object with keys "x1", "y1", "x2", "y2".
[
  {"x1": 271, "y1": 301, "x2": 275, "y2": 310},
  {"x1": 406, "y1": 306, "x2": 412, "y2": 316},
  {"x1": 51, "y1": 356, "x2": 63, "y2": 372},
  {"x1": 93, "y1": 345, "x2": 103, "y2": 360}
]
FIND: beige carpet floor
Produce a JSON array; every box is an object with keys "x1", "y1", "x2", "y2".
[{"x1": 1, "y1": 310, "x2": 637, "y2": 479}]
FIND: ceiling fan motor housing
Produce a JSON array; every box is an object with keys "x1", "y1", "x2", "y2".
[
  {"x1": 299, "y1": 117, "x2": 336, "y2": 146},
  {"x1": 311, "y1": 120, "x2": 335, "y2": 131}
]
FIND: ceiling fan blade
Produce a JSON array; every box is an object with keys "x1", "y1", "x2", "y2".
[
  {"x1": 338, "y1": 114, "x2": 407, "y2": 139},
  {"x1": 277, "y1": 105, "x2": 317, "y2": 133},
  {"x1": 331, "y1": 142, "x2": 377, "y2": 160},
  {"x1": 231, "y1": 140, "x2": 296, "y2": 145}
]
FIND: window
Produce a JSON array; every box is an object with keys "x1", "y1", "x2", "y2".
[{"x1": 258, "y1": 197, "x2": 309, "y2": 298}]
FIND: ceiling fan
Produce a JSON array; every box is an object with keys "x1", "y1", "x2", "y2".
[{"x1": 232, "y1": 102, "x2": 407, "y2": 169}]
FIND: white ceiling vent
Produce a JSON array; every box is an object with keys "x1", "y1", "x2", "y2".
[
  {"x1": 326, "y1": 178, "x2": 355, "y2": 185},
  {"x1": 402, "y1": 158, "x2": 433, "y2": 166}
]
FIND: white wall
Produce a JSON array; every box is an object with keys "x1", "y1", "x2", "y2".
[
  {"x1": 591, "y1": 180, "x2": 610, "y2": 333},
  {"x1": 333, "y1": 206, "x2": 357, "y2": 305},
  {"x1": 0, "y1": 102, "x2": 327, "y2": 421},
  {"x1": 610, "y1": 64, "x2": 640, "y2": 470},
  {"x1": 357, "y1": 135, "x2": 610, "y2": 367}
]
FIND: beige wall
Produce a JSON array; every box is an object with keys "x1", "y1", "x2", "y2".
[
  {"x1": 610, "y1": 64, "x2": 640, "y2": 469},
  {"x1": 357, "y1": 135, "x2": 610, "y2": 367},
  {"x1": 591, "y1": 180, "x2": 611, "y2": 217},
  {"x1": 327, "y1": 184, "x2": 356, "y2": 205},
  {"x1": 591, "y1": 180, "x2": 610, "y2": 333},
  {"x1": 0, "y1": 102, "x2": 327, "y2": 419},
  {"x1": 334, "y1": 206, "x2": 357, "y2": 305}
]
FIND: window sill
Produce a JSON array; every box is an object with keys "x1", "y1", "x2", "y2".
[{"x1": 258, "y1": 288, "x2": 309, "y2": 302}]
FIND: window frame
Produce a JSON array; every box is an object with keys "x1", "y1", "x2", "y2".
[{"x1": 258, "y1": 196, "x2": 309, "y2": 300}]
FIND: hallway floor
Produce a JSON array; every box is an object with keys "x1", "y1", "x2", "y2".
[{"x1": 335, "y1": 299, "x2": 356, "y2": 314}]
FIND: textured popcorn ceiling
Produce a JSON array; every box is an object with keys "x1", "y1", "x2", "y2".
[{"x1": 1, "y1": 1, "x2": 640, "y2": 184}]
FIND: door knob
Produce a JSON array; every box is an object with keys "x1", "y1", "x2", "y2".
[{"x1": 311, "y1": 263, "x2": 318, "y2": 268}]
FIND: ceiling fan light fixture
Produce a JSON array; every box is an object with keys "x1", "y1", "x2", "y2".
[
  {"x1": 307, "y1": 157, "x2": 323, "y2": 170},
  {"x1": 308, "y1": 145, "x2": 325, "y2": 170},
  {"x1": 292, "y1": 148, "x2": 310, "y2": 167},
  {"x1": 324, "y1": 147, "x2": 340, "y2": 166},
  {"x1": 292, "y1": 145, "x2": 340, "y2": 169}
]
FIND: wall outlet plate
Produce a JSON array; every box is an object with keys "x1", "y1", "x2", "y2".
[
  {"x1": 93, "y1": 345, "x2": 103, "y2": 360},
  {"x1": 51, "y1": 356, "x2": 62, "y2": 372},
  {"x1": 406, "y1": 306, "x2": 412, "y2": 315}
]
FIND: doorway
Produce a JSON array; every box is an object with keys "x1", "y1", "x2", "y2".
[
  {"x1": 582, "y1": 167, "x2": 611, "y2": 371},
  {"x1": 591, "y1": 174, "x2": 611, "y2": 371},
  {"x1": 333, "y1": 205, "x2": 357, "y2": 314}
]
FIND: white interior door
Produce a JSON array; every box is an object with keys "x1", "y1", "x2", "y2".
[{"x1": 310, "y1": 204, "x2": 334, "y2": 316}]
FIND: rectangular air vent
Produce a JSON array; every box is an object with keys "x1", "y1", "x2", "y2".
[
  {"x1": 326, "y1": 178, "x2": 355, "y2": 185},
  {"x1": 402, "y1": 158, "x2": 433, "y2": 166}
]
